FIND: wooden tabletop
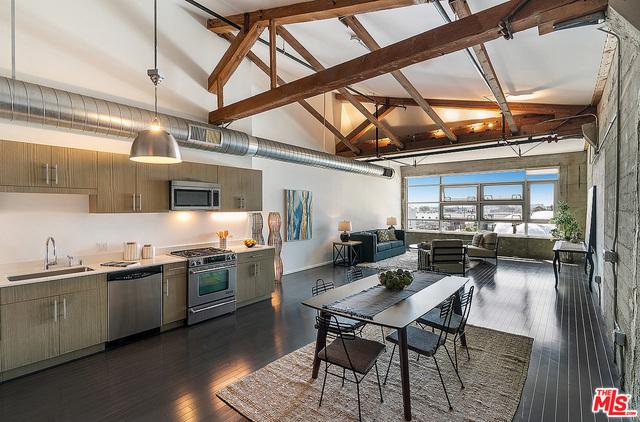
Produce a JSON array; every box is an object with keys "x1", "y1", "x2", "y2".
[
  {"x1": 553, "y1": 240, "x2": 587, "y2": 253},
  {"x1": 332, "y1": 240, "x2": 362, "y2": 246},
  {"x1": 302, "y1": 273, "x2": 468, "y2": 329}
]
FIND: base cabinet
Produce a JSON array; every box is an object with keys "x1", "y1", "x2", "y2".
[
  {"x1": 162, "y1": 263, "x2": 187, "y2": 326},
  {"x1": 236, "y1": 249, "x2": 275, "y2": 307},
  {"x1": 0, "y1": 275, "x2": 107, "y2": 375}
]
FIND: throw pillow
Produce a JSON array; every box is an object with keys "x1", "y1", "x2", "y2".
[
  {"x1": 471, "y1": 233, "x2": 483, "y2": 247},
  {"x1": 387, "y1": 229, "x2": 397, "y2": 241},
  {"x1": 376, "y1": 229, "x2": 390, "y2": 243},
  {"x1": 482, "y1": 232, "x2": 498, "y2": 251}
]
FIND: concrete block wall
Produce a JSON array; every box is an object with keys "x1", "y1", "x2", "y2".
[
  {"x1": 588, "y1": 6, "x2": 640, "y2": 402},
  {"x1": 402, "y1": 151, "x2": 587, "y2": 260}
]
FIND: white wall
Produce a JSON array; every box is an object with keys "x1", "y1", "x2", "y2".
[{"x1": 0, "y1": 0, "x2": 401, "y2": 273}]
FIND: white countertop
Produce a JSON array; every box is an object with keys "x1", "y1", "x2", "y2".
[{"x1": 0, "y1": 243, "x2": 275, "y2": 288}]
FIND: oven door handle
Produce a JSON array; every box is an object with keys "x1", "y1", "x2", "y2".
[
  {"x1": 189, "y1": 300, "x2": 235, "y2": 314},
  {"x1": 189, "y1": 266, "x2": 235, "y2": 275}
]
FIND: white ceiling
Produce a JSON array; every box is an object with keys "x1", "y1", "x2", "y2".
[{"x1": 207, "y1": 0, "x2": 607, "y2": 106}]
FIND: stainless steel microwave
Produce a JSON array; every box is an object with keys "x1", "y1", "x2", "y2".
[{"x1": 171, "y1": 181, "x2": 220, "y2": 211}]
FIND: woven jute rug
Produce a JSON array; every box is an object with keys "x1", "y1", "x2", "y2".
[
  {"x1": 357, "y1": 250, "x2": 479, "y2": 273},
  {"x1": 217, "y1": 325, "x2": 532, "y2": 421}
]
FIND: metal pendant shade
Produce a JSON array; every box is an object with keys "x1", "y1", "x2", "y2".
[
  {"x1": 130, "y1": 0, "x2": 181, "y2": 164},
  {"x1": 130, "y1": 127, "x2": 181, "y2": 164}
]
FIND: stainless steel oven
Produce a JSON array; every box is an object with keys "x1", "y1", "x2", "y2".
[{"x1": 171, "y1": 181, "x2": 220, "y2": 211}]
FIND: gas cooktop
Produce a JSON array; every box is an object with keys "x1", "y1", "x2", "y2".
[{"x1": 170, "y1": 247, "x2": 232, "y2": 258}]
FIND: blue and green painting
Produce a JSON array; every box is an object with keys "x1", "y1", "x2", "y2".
[{"x1": 285, "y1": 190, "x2": 312, "y2": 241}]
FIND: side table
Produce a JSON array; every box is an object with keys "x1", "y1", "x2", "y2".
[{"x1": 333, "y1": 240, "x2": 362, "y2": 267}]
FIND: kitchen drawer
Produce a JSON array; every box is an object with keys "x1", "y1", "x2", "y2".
[
  {"x1": 237, "y1": 248, "x2": 274, "y2": 264},
  {"x1": 1, "y1": 281, "x2": 60, "y2": 305},
  {"x1": 58, "y1": 274, "x2": 105, "y2": 295},
  {"x1": 163, "y1": 262, "x2": 187, "y2": 275}
]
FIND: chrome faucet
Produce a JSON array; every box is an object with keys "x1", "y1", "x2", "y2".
[{"x1": 45, "y1": 236, "x2": 57, "y2": 270}]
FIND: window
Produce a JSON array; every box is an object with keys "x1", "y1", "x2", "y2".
[{"x1": 406, "y1": 168, "x2": 558, "y2": 236}]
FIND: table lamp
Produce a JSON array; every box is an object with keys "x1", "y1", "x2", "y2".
[
  {"x1": 338, "y1": 220, "x2": 352, "y2": 242},
  {"x1": 387, "y1": 216, "x2": 397, "y2": 229}
]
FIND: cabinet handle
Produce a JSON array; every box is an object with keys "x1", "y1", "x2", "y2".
[
  {"x1": 165, "y1": 279, "x2": 169, "y2": 297},
  {"x1": 132, "y1": 194, "x2": 136, "y2": 211},
  {"x1": 63, "y1": 298, "x2": 67, "y2": 320},
  {"x1": 53, "y1": 165, "x2": 59, "y2": 185},
  {"x1": 44, "y1": 164, "x2": 50, "y2": 185},
  {"x1": 138, "y1": 194, "x2": 142, "y2": 212},
  {"x1": 53, "y1": 299, "x2": 58, "y2": 322}
]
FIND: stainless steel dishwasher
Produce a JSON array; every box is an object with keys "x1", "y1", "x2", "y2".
[{"x1": 107, "y1": 266, "x2": 162, "y2": 341}]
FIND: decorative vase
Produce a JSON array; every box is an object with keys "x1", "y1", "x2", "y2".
[
  {"x1": 250, "y1": 213, "x2": 265, "y2": 245},
  {"x1": 268, "y1": 212, "x2": 283, "y2": 282},
  {"x1": 340, "y1": 232, "x2": 350, "y2": 242}
]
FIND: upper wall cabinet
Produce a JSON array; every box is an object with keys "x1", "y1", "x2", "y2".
[
  {"x1": 0, "y1": 140, "x2": 97, "y2": 193},
  {"x1": 218, "y1": 167, "x2": 262, "y2": 212},
  {"x1": 169, "y1": 161, "x2": 218, "y2": 183}
]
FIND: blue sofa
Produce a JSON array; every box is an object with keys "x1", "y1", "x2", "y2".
[{"x1": 350, "y1": 229, "x2": 406, "y2": 262}]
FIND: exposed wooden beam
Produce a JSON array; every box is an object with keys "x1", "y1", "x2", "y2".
[
  {"x1": 219, "y1": 33, "x2": 360, "y2": 154},
  {"x1": 209, "y1": 0, "x2": 608, "y2": 124},
  {"x1": 591, "y1": 33, "x2": 616, "y2": 106},
  {"x1": 341, "y1": 113, "x2": 593, "y2": 158},
  {"x1": 269, "y1": 20, "x2": 278, "y2": 89},
  {"x1": 340, "y1": 15, "x2": 457, "y2": 142},
  {"x1": 449, "y1": 0, "x2": 518, "y2": 134},
  {"x1": 334, "y1": 93, "x2": 590, "y2": 116},
  {"x1": 276, "y1": 26, "x2": 404, "y2": 148},
  {"x1": 345, "y1": 104, "x2": 396, "y2": 142},
  {"x1": 207, "y1": 0, "x2": 426, "y2": 34},
  {"x1": 208, "y1": 19, "x2": 266, "y2": 93}
]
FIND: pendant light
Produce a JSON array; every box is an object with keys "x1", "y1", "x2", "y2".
[{"x1": 130, "y1": 0, "x2": 181, "y2": 164}]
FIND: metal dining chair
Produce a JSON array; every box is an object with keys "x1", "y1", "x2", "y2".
[
  {"x1": 344, "y1": 268, "x2": 386, "y2": 344},
  {"x1": 383, "y1": 295, "x2": 464, "y2": 411},
  {"x1": 316, "y1": 315, "x2": 385, "y2": 421},
  {"x1": 417, "y1": 286, "x2": 475, "y2": 371},
  {"x1": 312, "y1": 279, "x2": 366, "y2": 335}
]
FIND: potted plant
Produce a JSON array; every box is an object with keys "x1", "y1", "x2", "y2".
[{"x1": 550, "y1": 202, "x2": 581, "y2": 242}]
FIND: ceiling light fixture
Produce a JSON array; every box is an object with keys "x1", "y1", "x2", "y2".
[{"x1": 130, "y1": 0, "x2": 182, "y2": 164}]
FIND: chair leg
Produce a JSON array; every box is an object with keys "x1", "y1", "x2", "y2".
[
  {"x1": 380, "y1": 326, "x2": 386, "y2": 345},
  {"x1": 433, "y1": 355, "x2": 453, "y2": 411},
  {"x1": 375, "y1": 362, "x2": 384, "y2": 403},
  {"x1": 319, "y1": 367, "x2": 328, "y2": 407},
  {"x1": 341, "y1": 368, "x2": 346, "y2": 387},
  {"x1": 383, "y1": 344, "x2": 397, "y2": 385},
  {"x1": 443, "y1": 345, "x2": 464, "y2": 389},
  {"x1": 356, "y1": 380, "x2": 362, "y2": 421},
  {"x1": 453, "y1": 340, "x2": 459, "y2": 370}
]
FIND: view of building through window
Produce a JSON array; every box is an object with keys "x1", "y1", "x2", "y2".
[{"x1": 406, "y1": 168, "x2": 559, "y2": 236}]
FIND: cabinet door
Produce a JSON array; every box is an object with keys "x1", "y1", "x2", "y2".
[
  {"x1": 169, "y1": 162, "x2": 218, "y2": 183},
  {"x1": 136, "y1": 162, "x2": 170, "y2": 212},
  {"x1": 218, "y1": 166, "x2": 244, "y2": 211},
  {"x1": 59, "y1": 289, "x2": 104, "y2": 354},
  {"x1": 0, "y1": 141, "x2": 50, "y2": 187},
  {"x1": 111, "y1": 153, "x2": 138, "y2": 212},
  {"x1": 56, "y1": 147, "x2": 98, "y2": 189},
  {"x1": 242, "y1": 169, "x2": 262, "y2": 211},
  {"x1": 163, "y1": 272, "x2": 187, "y2": 325},
  {"x1": 256, "y1": 258, "x2": 275, "y2": 298},
  {"x1": 1, "y1": 297, "x2": 60, "y2": 371},
  {"x1": 236, "y1": 262, "x2": 256, "y2": 304}
]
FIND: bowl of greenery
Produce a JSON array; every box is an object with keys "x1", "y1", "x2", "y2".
[{"x1": 379, "y1": 269, "x2": 414, "y2": 290}]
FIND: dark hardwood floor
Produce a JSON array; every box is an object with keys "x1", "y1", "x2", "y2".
[{"x1": 0, "y1": 257, "x2": 621, "y2": 421}]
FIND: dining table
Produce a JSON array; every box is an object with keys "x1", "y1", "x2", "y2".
[{"x1": 302, "y1": 272, "x2": 469, "y2": 421}]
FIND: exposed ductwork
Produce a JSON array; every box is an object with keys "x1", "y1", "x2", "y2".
[{"x1": 0, "y1": 76, "x2": 393, "y2": 178}]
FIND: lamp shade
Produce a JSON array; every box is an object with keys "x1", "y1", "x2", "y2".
[
  {"x1": 386, "y1": 216, "x2": 398, "y2": 226},
  {"x1": 130, "y1": 128, "x2": 182, "y2": 164},
  {"x1": 338, "y1": 220, "x2": 352, "y2": 232}
]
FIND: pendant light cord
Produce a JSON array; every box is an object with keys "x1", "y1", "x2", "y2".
[
  {"x1": 153, "y1": 0, "x2": 158, "y2": 118},
  {"x1": 11, "y1": 0, "x2": 16, "y2": 79}
]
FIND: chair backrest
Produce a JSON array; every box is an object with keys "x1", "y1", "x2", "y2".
[
  {"x1": 436, "y1": 295, "x2": 457, "y2": 346},
  {"x1": 345, "y1": 266, "x2": 364, "y2": 283},
  {"x1": 312, "y1": 278, "x2": 335, "y2": 296},
  {"x1": 315, "y1": 314, "x2": 358, "y2": 371},
  {"x1": 431, "y1": 240, "x2": 466, "y2": 275},
  {"x1": 457, "y1": 285, "x2": 475, "y2": 334}
]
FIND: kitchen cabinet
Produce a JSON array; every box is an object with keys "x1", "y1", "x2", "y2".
[
  {"x1": 162, "y1": 263, "x2": 187, "y2": 326},
  {"x1": 169, "y1": 161, "x2": 218, "y2": 183},
  {"x1": 0, "y1": 140, "x2": 97, "y2": 192},
  {"x1": 218, "y1": 166, "x2": 262, "y2": 212},
  {"x1": 0, "y1": 274, "x2": 107, "y2": 374},
  {"x1": 236, "y1": 249, "x2": 275, "y2": 307},
  {"x1": 136, "y1": 162, "x2": 170, "y2": 213}
]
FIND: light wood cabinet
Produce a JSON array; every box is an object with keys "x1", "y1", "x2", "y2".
[
  {"x1": 169, "y1": 161, "x2": 218, "y2": 183},
  {"x1": 0, "y1": 140, "x2": 97, "y2": 192},
  {"x1": 136, "y1": 162, "x2": 170, "y2": 213},
  {"x1": 0, "y1": 274, "x2": 107, "y2": 373},
  {"x1": 236, "y1": 249, "x2": 275, "y2": 307},
  {"x1": 162, "y1": 263, "x2": 187, "y2": 325},
  {"x1": 0, "y1": 297, "x2": 59, "y2": 371},
  {"x1": 218, "y1": 166, "x2": 262, "y2": 212}
]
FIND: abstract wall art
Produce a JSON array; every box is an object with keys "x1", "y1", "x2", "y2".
[{"x1": 285, "y1": 190, "x2": 312, "y2": 241}]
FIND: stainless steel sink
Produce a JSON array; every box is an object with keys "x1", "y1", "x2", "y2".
[{"x1": 7, "y1": 266, "x2": 95, "y2": 282}]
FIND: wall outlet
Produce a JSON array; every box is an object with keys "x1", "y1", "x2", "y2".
[
  {"x1": 614, "y1": 327, "x2": 626, "y2": 347},
  {"x1": 595, "y1": 275, "x2": 602, "y2": 285},
  {"x1": 604, "y1": 249, "x2": 618, "y2": 263},
  {"x1": 97, "y1": 242, "x2": 108, "y2": 252}
]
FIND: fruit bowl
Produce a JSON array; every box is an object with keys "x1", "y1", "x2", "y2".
[
  {"x1": 244, "y1": 239, "x2": 257, "y2": 248},
  {"x1": 378, "y1": 269, "x2": 413, "y2": 290}
]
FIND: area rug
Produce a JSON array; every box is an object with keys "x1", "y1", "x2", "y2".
[
  {"x1": 217, "y1": 325, "x2": 533, "y2": 421},
  {"x1": 357, "y1": 250, "x2": 479, "y2": 272}
]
